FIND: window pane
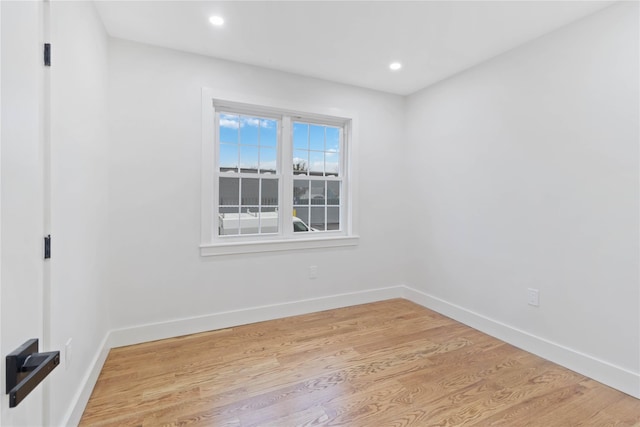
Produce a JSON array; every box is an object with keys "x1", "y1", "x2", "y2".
[
  {"x1": 309, "y1": 151, "x2": 324, "y2": 175},
  {"x1": 309, "y1": 125, "x2": 325, "y2": 151},
  {"x1": 326, "y1": 127, "x2": 340, "y2": 152},
  {"x1": 293, "y1": 150, "x2": 309, "y2": 175},
  {"x1": 325, "y1": 152, "x2": 339, "y2": 176},
  {"x1": 219, "y1": 177, "x2": 239, "y2": 206},
  {"x1": 240, "y1": 116, "x2": 259, "y2": 145},
  {"x1": 260, "y1": 147, "x2": 277, "y2": 174},
  {"x1": 260, "y1": 119, "x2": 277, "y2": 147},
  {"x1": 293, "y1": 123, "x2": 308, "y2": 149},
  {"x1": 327, "y1": 207, "x2": 340, "y2": 230},
  {"x1": 259, "y1": 207, "x2": 278, "y2": 234},
  {"x1": 327, "y1": 181, "x2": 340, "y2": 205},
  {"x1": 310, "y1": 180, "x2": 325, "y2": 204},
  {"x1": 219, "y1": 206, "x2": 239, "y2": 214},
  {"x1": 261, "y1": 179, "x2": 278, "y2": 206},
  {"x1": 218, "y1": 208, "x2": 240, "y2": 236},
  {"x1": 310, "y1": 207, "x2": 326, "y2": 231},
  {"x1": 219, "y1": 177, "x2": 280, "y2": 236},
  {"x1": 241, "y1": 178, "x2": 259, "y2": 206},
  {"x1": 293, "y1": 180, "x2": 309, "y2": 205},
  {"x1": 219, "y1": 143, "x2": 238, "y2": 172},
  {"x1": 293, "y1": 217, "x2": 310, "y2": 232},
  {"x1": 294, "y1": 206, "x2": 309, "y2": 229},
  {"x1": 219, "y1": 113, "x2": 239, "y2": 143},
  {"x1": 240, "y1": 145, "x2": 259, "y2": 172},
  {"x1": 239, "y1": 207, "x2": 259, "y2": 235}
]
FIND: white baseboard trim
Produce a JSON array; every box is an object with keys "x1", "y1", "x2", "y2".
[
  {"x1": 62, "y1": 334, "x2": 111, "y2": 427},
  {"x1": 63, "y1": 285, "x2": 405, "y2": 426},
  {"x1": 63, "y1": 283, "x2": 639, "y2": 426},
  {"x1": 108, "y1": 286, "x2": 404, "y2": 348},
  {"x1": 401, "y1": 285, "x2": 640, "y2": 399}
]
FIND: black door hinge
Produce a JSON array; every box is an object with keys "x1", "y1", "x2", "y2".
[
  {"x1": 44, "y1": 235, "x2": 51, "y2": 259},
  {"x1": 44, "y1": 43, "x2": 51, "y2": 67}
]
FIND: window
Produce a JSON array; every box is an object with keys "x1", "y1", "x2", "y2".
[
  {"x1": 292, "y1": 122, "x2": 342, "y2": 232},
  {"x1": 200, "y1": 91, "x2": 358, "y2": 255},
  {"x1": 217, "y1": 113, "x2": 280, "y2": 236}
]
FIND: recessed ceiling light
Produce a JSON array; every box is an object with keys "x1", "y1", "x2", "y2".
[
  {"x1": 389, "y1": 62, "x2": 402, "y2": 71},
  {"x1": 209, "y1": 15, "x2": 224, "y2": 26}
]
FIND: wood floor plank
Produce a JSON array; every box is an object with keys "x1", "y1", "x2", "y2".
[{"x1": 80, "y1": 299, "x2": 640, "y2": 426}]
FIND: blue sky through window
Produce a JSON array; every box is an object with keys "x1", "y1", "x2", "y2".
[
  {"x1": 219, "y1": 113, "x2": 278, "y2": 172},
  {"x1": 326, "y1": 127, "x2": 340, "y2": 152},
  {"x1": 292, "y1": 121, "x2": 341, "y2": 176},
  {"x1": 293, "y1": 123, "x2": 308, "y2": 150},
  {"x1": 309, "y1": 125, "x2": 324, "y2": 151},
  {"x1": 219, "y1": 114, "x2": 340, "y2": 176}
]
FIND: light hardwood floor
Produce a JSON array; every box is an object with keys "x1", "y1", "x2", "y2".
[{"x1": 80, "y1": 299, "x2": 640, "y2": 426}]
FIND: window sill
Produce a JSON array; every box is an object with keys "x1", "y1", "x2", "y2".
[{"x1": 200, "y1": 235, "x2": 360, "y2": 256}]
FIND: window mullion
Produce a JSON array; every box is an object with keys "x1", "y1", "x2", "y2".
[
  {"x1": 281, "y1": 116, "x2": 294, "y2": 237},
  {"x1": 212, "y1": 109, "x2": 221, "y2": 240},
  {"x1": 341, "y1": 123, "x2": 349, "y2": 234}
]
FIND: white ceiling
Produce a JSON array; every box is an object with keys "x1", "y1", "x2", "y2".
[{"x1": 95, "y1": 1, "x2": 614, "y2": 96}]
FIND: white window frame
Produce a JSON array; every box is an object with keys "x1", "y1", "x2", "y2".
[{"x1": 200, "y1": 88, "x2": 359, "y2": 256}]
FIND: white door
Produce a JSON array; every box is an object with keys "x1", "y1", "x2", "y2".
[{"x1": 0, "y1": 1, "x2": 48, "y2": 425}]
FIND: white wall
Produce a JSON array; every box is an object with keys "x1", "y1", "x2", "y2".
[
  {"x1": 106, "y1": 40, "x2": 407, "y2": 332},
  {"x1": 0, "y1": 1, "x2": 45, "y2": 425},
  {"x1": 405, "y1": 2, "x2": 639, "y2": 395},
  {"x1": 48, "y1": 2, "x2": 111, "y2": 425}
]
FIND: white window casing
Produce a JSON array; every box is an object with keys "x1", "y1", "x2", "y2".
[{"x1": 200, "y1": 88, "x2": 359, "y2": 256}]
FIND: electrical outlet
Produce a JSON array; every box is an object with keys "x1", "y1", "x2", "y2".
[
  {"x1": 527, "y1": 288, "x2": 539, "y2": 307},
  {"x1": 65, "y1": 338, "x2": 73, "y2": 370},
  {"x1": 309, "y1": 265, "x2": 318, "y2": 279}
]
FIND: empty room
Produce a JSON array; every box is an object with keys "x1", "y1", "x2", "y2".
[{"x1": 1, "y1": 0, "x2": 639, "y2": 425}]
